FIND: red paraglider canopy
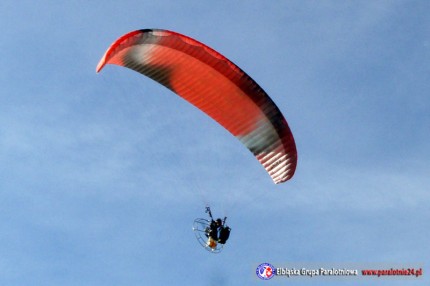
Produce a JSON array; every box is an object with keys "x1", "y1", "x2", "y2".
[{"x1": 97, "y1": 29, "x2": 297, "y2": 184}]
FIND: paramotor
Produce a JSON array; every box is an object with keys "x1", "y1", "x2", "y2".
[{"x1": 192, "y1": 218, "x2": 224, "y2": 253}]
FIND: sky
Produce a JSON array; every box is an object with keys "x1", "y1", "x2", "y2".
[{"x1": 1, "y1": 1, "x2": 429, "y2": 285}]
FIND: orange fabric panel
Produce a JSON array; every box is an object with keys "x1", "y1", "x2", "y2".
[{"x1": 97, "y1": 29, "x2": 297, "y2": 183}]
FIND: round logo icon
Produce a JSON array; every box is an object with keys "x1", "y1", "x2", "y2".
[{"x1": 256, "y1": 263, "x2": 275, "y2": 280}]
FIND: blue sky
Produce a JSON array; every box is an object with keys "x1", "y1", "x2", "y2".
[{"x1": 1, "y1": 1, "x2": 429, "y2": 285}]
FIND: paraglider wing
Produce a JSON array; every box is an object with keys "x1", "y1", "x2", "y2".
[{"x1": 97, "y1": 29, "x2": 297, "y2": 184}]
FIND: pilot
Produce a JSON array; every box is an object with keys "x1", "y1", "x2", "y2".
[{"x1": 207, "y1": 218, "x2": 222, "y2": 249}]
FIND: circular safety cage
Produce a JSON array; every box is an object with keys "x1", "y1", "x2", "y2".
[{"x1": 192, "y1": 218, "x2": 224, "y2": 254}]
